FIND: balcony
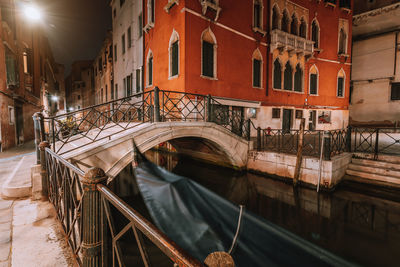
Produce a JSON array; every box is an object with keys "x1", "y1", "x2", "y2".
[{"x1": 270, "y1": 29, "x2": 314, "y2": 57}]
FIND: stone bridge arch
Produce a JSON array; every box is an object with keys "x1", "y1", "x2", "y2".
[{"x1": 68, "y1": 122, "x2": 249, "y2": 178}]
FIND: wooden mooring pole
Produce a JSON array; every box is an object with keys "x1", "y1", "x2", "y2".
[{"x1": 293, "y1": 118, "x2": 305, "y2": 187}]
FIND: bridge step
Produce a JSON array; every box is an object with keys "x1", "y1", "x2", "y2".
[{"x1": 351, "y1": 158, "x2": 400, "y2": 172}]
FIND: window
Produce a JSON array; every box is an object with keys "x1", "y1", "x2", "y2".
[
  {"x1": 253, "y1": 0, "x2": 262, "y2": 30},
  {"x1": 111, "y1": 80, "x2": 114, "y2": 100},
  {"x1": 5, "y1": 47, "x2": 18, "y2": 87},
  {"x1": 122, "y1": 34, "x2": 126, "y2": 54},
  {"x1": 8, "y1": 106, "x2": 15, "y2": 125},
  {"x1": 272, "y1": 5, "x2": 279, "y2": 30},
  {"x1": 114, "y1": 45, "x2": 117, "y2": 62},
  {"x1": 138, "y1": 13, "x2": 143, "y2": 37},
  {"x1": 147, "y1": 0, "x2": 155, "y2": 25},
  {"x1": 318, "y1": 111, "x2": 331, "y2": 124},
  {"x1": 339, "y1": 0, "x2": 351, "y2": 9},
  {"x1": 23, "y1": 48, "x2": 33, "y2": 74},
  {"x1": 284, "y1": 62, "x2": 293, "y2": 91},
  {"x1": 294, "y1": 64, "x2": 303, "y2": 92},
  {"x1": 201, "y1": 28, "x2": 217, "y2": 78},
  {"x1": 272, "y1": 108, "x2": 281, "y2": 119},
  {"x1": 391, "y1": 83, "x2": 400, "y2": 100},
  {"x1": 115, "y1": 84, "x2": 118, "y2": 99},
  {"x1": 337, "y1": 69, "x2": 345, "y2": 97},
  {"x1": 101, "y1": 88, "x2": 104, "y2": 103},
  {"x1": 113, "y1": 8, "x2": 116, "y2": 19},
  {"x1": 295, "y1": 110, "x2": 303, "y2": 119},
  {"x1": 338, "y1": 28, "x2": 347, "y2": 54},
  {"x1": 273, "y1": 59, "x2": 282, "y2": 89},
  {"x1": 169, "y1": 30, "x2": 179, "y2": 77},
  {"x1": 309, "y1": 65, "x2": 318, "y2": 95},
  {"x1": 312, "y1": 20, "x2": 320, "y2": 49},
  {"x1": 127, "y1": 27, "x2": 132, "y2": 48},
  {"x1": 252, "y1": 49, "x2": 262, "y2": 88},
  {"x1": 77, "y1": 95, "x2": 81, "y2": 100},
  {"x1": 281, "y1": 10, "x2": 290, "y2": 33},
  {"x1": 147, "y1": 51, "x2": 153, "y2": 86},
  {"x1": 120, "y1": 0, "x2": 125, "y2": 7},
  {"x1": 290, "y1": 14, "x2": 298, "y2": 36},
  {"x1": 136, "y1": 68, "x2": 141, "y2": 93},
  {"x1": 299, "y1": 18, "x2": 306, "y2": 38},
  {"x1": 105, "y1": 85, "x2": 108, "y2": 102},
  {"x1": 125, "y1": 75, "x2": 132, "y2": 96}
]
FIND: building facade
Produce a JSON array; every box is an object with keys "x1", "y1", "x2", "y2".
[
  {"x1": 65, "y1": 60, "x2": 93, "y2": 111},
  {"x1": 0, "y1": 0, "x2": 64, "y2": 151},
  {"x1": 94, "y1": 31, "x2": 113, "y2": 105},
  {"x1": 143, "y1": 0, "x2": 352, "y2": 131},
  {"x1": 111, "y1": 0, "x2": 143, "y2": 100},
  {"x1": 350, "y1": 1, "x2": 400, "y2": 127}
]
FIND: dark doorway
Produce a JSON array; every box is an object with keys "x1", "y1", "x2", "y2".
[
  {"x1": 15, "y1": 105, "x2": 24, "y2": 145},
  {"x1": 282, "y1": 109, "x2": 292, "y2": 134},
  {"x1": 309, "y1": 110, "x2": 316, "y2": 131},
  {"x1": 231, "y1": 106, "x2": 244, "y2": 136}
]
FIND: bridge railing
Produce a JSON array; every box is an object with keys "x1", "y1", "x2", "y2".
[
  {"x1": 42, "y1": 145, "x2": 203, "y2": 267},
  {"x1": 35, "y1": 88, "x2": 251, "y2": 156}
]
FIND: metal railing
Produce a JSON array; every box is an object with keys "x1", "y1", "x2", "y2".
[
  {"x1": 43, "y1": 146, "x2": 202, "y2": 266},
  {"x1": 255, "y1": 127, "x2": 350, "y2": 160},
  {"x1": 36, "y1": 88, "x2": 250, "y2": 156}
]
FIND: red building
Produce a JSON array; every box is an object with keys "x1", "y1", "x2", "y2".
[{"x1": 144, "y1": 0, "x2": 352, "y2": 131}]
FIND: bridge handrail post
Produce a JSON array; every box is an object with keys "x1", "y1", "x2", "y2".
[
  {"x1": 323, "y1": 131, "x2": 331, "y2": 161},
  {"x1": 346, "y1": 125, "x2": 352, "y2": 152},
  {"x1": 39, "y1": 141, "x2": 50, "y2": 199},
  {"x1": 246, "y1": 119, "x2": 251, "y2": 141},
  {"x1": 257, "y1": 127, "x2": 261, "y2": 150},
  {"x1": 33, "y1": 112, "x2": 42, "y2": 164},
  {"x1": 81, "y1": 167, "x2": 107, "y2": 267},
  {"x1": 206, "y1": 94, "x2": 212, "y2": 122},
  {"x1": 154, "y1": 86, "x2": 160, "y2": 122}
]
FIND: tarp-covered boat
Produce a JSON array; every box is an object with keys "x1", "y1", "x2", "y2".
[{"x1": 134, "y1": 148, "x2": 355, "y2": 267}]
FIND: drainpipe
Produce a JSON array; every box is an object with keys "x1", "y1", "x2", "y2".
[{"x1": 265, "y1": 0, "x2": 270, "y2": 96}]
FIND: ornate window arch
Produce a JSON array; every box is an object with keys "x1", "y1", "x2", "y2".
[
  {"x1": 252, "y1": 49, "x2": 263, "y2": 88},
  {"x1": 284, "y1": 61, "x2": 293, "y2": 91},
  {"x1": 146, "y1": 49, "x2": 153, "y2": 86},
  {"x1": 273, "y1": 58, "x2": 282, "y2": 89},
  {"x1": 337, "y1": 69, "x2": 345, "y2": 97},
  {"x1": 299, "y1": 17, "x2": 307, "y2": 38},
  {"x1": 294, "y1": 63, "x2": 303, "y2": 92},
  {"x1": 169, "y1": 29, "x2": 179, "y2": 78},
  {"x1": 309, "y1": 65, "x2": 319, "y2": 95},
  {"x1": 311, "y1": 19, "x2": 320, "y2": 48},
  {"x1": 281, "y1": 9, "x2": 290, "y2": 33},
  {"x1": 201, "y1": 27, "x2": 217, "y2": 79},
  {"x1": 272, "y1": 4, "x2": 280, "y2": 30},
  {"x1": 290, "y1": 13, "x2": 299, "y2": 36}
]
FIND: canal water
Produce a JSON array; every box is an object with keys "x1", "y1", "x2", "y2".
[{"x1": 110, "y1": 149, "x2": 400, "y2": 267}]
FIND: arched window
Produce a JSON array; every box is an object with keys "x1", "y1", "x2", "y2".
[
  {"x1": 294, "y1": 64, "x2": 303, "y2": 92},
  {"x1": 312, "y1": 20, "x2": 320, "y2": 48},
  {"x1": 284, "y1": 62, "x2": 293, "y2": 91},
  {"x1": 299, "y1": 18, "x2": 307, "y2": 38},
  {"x1": 169, "y1": 30, "x2": 179, "y2": 77},
  {"x1": 309, "y1": 65, "x2": 318, "y2": 95},
  {"x1": 338, "y1": 28, "x2": 347, "y2": 54},
  {"x1": 337, "y1": 69, "x2": 345, "y2": 97},
  {"x1": 146, "y1": 50, "x2": 153, "y2": 86},
  {"x1": 201, "y1": 28, "x2": 217, "y2": 78},
  {"x1": 252, "y1": 49, "x2": 263, "y2": 88},
  {"x1": 147, "y1": 0, "x2": 155, "y2": 25},
  {"x1": 273, "y1": 59, "x2": 282, "y2": 89},
  {"x1": 272, "y1": 5, "x2": 280, "y2": 30},
  {"x1": 290, "y1": 14, "x2": 298, "y2": 36},
  {"x1": 281, "y1": 10, "x2": 290, "y2": 33}
]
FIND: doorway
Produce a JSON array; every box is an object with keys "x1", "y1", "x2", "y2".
[
  {"x1": 15, "y1": 105, "x2": 24, "y2": 145},
  {"x1": 309, "y1": 110, "x2": 316, "y2": 131},
  {"x1": 282, "y1": 109, "x2": 292, "y2": 134}
]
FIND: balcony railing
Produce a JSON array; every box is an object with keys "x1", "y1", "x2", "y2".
[{"x1": 270, "y1": 29, "x2": 314, "y2": 56}]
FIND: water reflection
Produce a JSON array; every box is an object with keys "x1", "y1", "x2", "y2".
[{"x1": 112, "y1": 149, "x2": 400, "y2": 267}]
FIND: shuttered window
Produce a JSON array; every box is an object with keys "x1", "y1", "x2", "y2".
[
  {"x1": 171, "y1": 41, "x2": 178, "y2": 76},
  {"x1": 253, "y1": 59, "x2": 261, "y2": 87},
  {"x1": 284, "y1": 62, "x2": 293, "y2": 91},
  {"x1": 391, "y1": 83, "x2": 400, "y2": 100},
  {"x1": 202, "y1": 41, "x2": 214, "y2": 77},
  {"x1": 337, "y1": 77, "x2": 344, "y2": 97},
  {"x1": 254, "y1": 2, "x2": 261, "y2": 28},
  {"x1": 136, "y1": 69, "x2": 141, "y2": 93},
  {"x1": 310, "y1": 74, "x2": 318, "y2": 95},
  {"x1": 294, "y1": 64, "x2": 303, "y2": 92}
]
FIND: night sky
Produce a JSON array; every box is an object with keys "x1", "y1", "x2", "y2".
[{"x1": 37, "y1": 0, "x2": 111, "y2": 75}]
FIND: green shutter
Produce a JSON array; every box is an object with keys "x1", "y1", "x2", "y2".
[
  {"x1": 171, "y1": 41, "x2": 178, "y2": 76},
  {"x1": 253, "y1": 59, "x2": 261, "y2": 87},
  {"x1": 202, "y1": 41, "x2": 214, "y2": 77}
]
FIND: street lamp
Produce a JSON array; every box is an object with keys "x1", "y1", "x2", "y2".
[
  {"x1": 51, "y1": 95, "x2": 59, "y2": 102},
  {"x1": 22, "y1": 3, "x2": 42, "y2": 22}
]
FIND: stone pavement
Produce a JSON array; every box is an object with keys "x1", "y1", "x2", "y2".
[{"x1": 0, "y1": 142, "x2": 76, "y2": 267}]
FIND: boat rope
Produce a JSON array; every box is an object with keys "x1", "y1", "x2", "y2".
[{"x1": 228, "y1": 205, "x2": 244, "y2": 255}]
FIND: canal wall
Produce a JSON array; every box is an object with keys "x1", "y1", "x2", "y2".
[{"x1": 247, "y1": 151, "x2": 352, "y2": 189}]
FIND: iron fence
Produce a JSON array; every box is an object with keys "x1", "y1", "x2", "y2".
[{"x1": 44, "y1": 147, "x2": 202, "y2": 267}]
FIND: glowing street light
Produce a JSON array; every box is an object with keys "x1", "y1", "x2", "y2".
[
  {"x1": 51, "y1": 95, "x2": 59, "y2": 102},
  {"x1": 23, "y1": 4, "x2": 42, "y2": 22}
]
